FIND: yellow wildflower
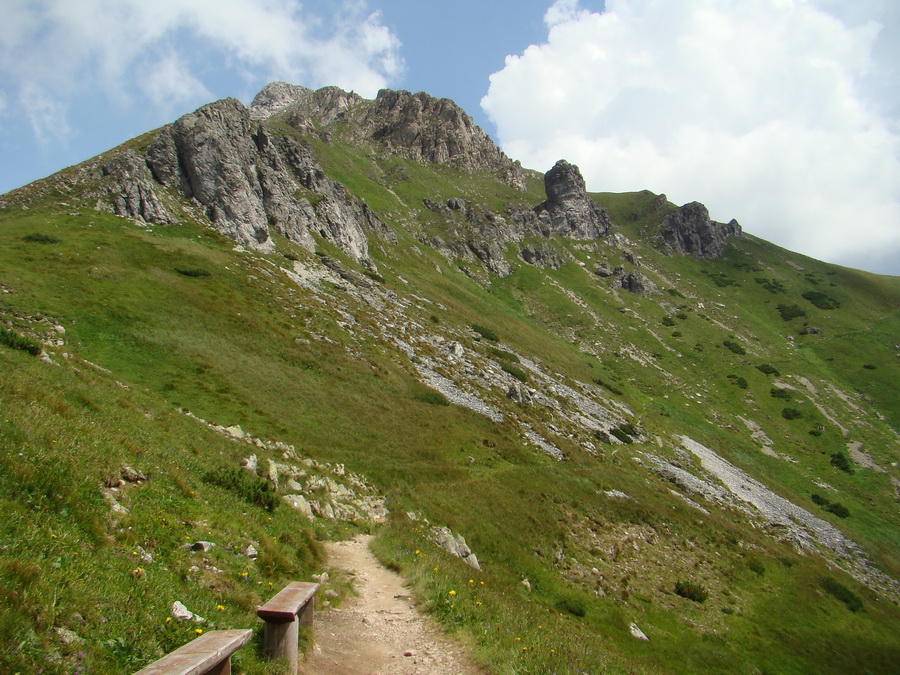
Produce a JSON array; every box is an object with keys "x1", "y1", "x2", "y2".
[
  {"x1": 448, "y1": 590, "x2": 456, "y2": 596},
  {"x1": 194, "y1": 628, "x2": 203, "y2": 635}
]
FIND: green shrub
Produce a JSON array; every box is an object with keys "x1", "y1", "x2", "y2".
[
  {"x1": 802, "y1": 291, "x2": 840, "y2": 310},
  {"x1": 808, "y1": 428, "x2": 823, "y2": 437},
  {"x1": 490, "y1": 347, "x2": 519, "y2": 363},
  {"x1": 203, "y1": 467, "x2": 280, "y2": 512},
  {"x1": 0, "y1": 327, "x2": 42, "y2": 356},
  {"x1": 820, "y1": 577, "x2": 862, "y2": 612},
  {"x1": 667, "y1": 288, "x2": 685, "y2": 298},
  {"x1": 811, "y1": 493, "x2": 829, "y2": 507},
  {"x1": 830, "y1": 452, "x2": 854, "y2": 474},
  {"x1": 609, "y1": 426, "x2": 634, "y2": 445},
  {"x1": 555, "y1": 594, "x2": 587, "y2": 617},
  {"x1": 727, "y1": 374, "x2": 748, "y2": 389},
  {"x1": 501, "y1": 363, "x2": 528, "y2": 383},
  {"x1": 755, "y1": 278, "x2": 785, "y2": 294},
  {"x1": 175, "y1": 268, "x2": 212, "y2": 277},
  {"x1": 676, "y1": 312, "x2": 688, "y2": 320},
  {"x1": 661, "y1": 316, "x2": 676, "y2": 327},
  {"x1": 826, "y1": 502, "x2": 850, "y2": 518},
  {"x1": 21, "y1": 232, "x2": 60, "y2": 244},
  {"x1": 723, "y1": 339, "x2": 746, "y2": 355},
  {"x1": 770, "y1": 387, "x2": 792, "y2": 400},
  {"x1": 781, "y1": 407, "x2": 802, "y2": 420},
  {"x1": 756, "y1": 363, "x2": 780, "y2": 376},
  {"x1": 674, "y1": 580, "x2": 709, "y2": 603},
  {"x1": 671, "y1": 331, "x2": 683, "y2": 338},
  {"x1": 283, "y1": 252, "x2": 299, "y2": 261},
  {"x1": 747, "y1": 559, "x2": 765, "y2": 576},
  {"x1": 594, "y1": 378, "x2": 624, "y2": 396},
  {"x1": 470, "y1": 324, "x2": 499, "y2": 342},
  {"x1": 777, "y1": 304, "x2": 806, "y2": 321},
  {"x1": 862, "y1": 364, "x2": 877, "y2": 370},
  {"x1": 414, "y1": 389, "x2": 450, "y2": 406}
]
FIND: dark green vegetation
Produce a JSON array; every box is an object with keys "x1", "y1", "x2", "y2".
[{"x1": 1, "y1": 98, "x2": 899, "y2": 675}]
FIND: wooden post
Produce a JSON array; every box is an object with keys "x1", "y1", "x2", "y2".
[
  {"x1": 257, "y1": 581, "x2": 319, "y2": 674},
  {"x1": 261, "y1": 615, "x2": 300, "y2": 673}
]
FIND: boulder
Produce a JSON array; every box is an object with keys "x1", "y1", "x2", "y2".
[{"x1": 429, "y1": 526, "x2": 481, "y2": 570}]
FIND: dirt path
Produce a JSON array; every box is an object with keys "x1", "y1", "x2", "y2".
[{"x1": 301, "y1": 535, "x2": 487, "y2": 675}]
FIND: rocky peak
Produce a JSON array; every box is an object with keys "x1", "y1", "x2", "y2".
[
  {"x1": 658, "y1": 201, "x2": 742, "y2": 258},
  {"x1": 534, "y1": 160, "x2": 611, "y2": 239},
  {"x1": 363, "y1": 89, "x2": 525, "y2": 190},
  {"x1": 249, "y1": 81, "x2": 313, "y2": 120}
]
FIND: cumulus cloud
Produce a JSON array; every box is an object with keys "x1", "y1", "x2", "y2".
[
  {"x1": 482, "y1": 0, "x2": 900, "y2": 274},
  {"x1": 0, "y1": 0, "x2": 403, "y2": 141}
]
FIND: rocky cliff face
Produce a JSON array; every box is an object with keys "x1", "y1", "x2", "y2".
[{"x1": 658, "y1": 201, "x2": 742, "y2": 258}]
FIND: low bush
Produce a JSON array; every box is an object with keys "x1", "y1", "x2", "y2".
[
  {"x1": 490, "y1": 347, "x2": 519, "y2": 363},
  {"x1": 826, "y1": 502, "x2": 850, "y2": 518},
  {"x1": 820, "y1": 577, "x2": 862, "y2": 612},
  {"x1": 723, "y1": 339, "x2": 746, "y2": 355},
  {"x1": 747, "y1": 559, "x2": 765, "y2": 576},
  {"x1": 470, "y1": 324, "x2": 499, "y2": 342},
  {"x1": 501, "y1": 363, "x2": 528, "y2": 383},
  {"x1": 674, "y1": 580, "x2": 709, "y2": 603},
  {"x1": 830, "y1": 452, "x2": 854, "y2": 474},
  {"x1": 862, "y1": 364, "x2": 877, "y2": 370},
  {"x1": 777, "y1": 304, "x2": 806, "y2": 321},
  {"x1": 802, "y1": 291, "x2": 840, "y2": 310},
  {"x1": 770, "y1": 387, "x2": 792, "y2": 400},
  {"x1": 782, "y1": 407, "x2": 802, "y2": 420},
  {"x1": 594, "y1": 378, "x2": 624, "y2": 396},
  {"x1": 727, "y1": 374, "x2": 748, "y2": 389},
  {"x1": 756, "y1": 363, "x2": 780, "y2": 376},
  {"x1": 175, "y1": 268, "x2": 212, "y2": 277},
  {"x1": 555, "y1": 594, "x2": 587, "y2": 617},
  {"x1": 661, "y1": 316, "x2": 676, "y2": 327},
  {"x1": 0, "y1": 327, "x2": 42, "y2": 356},
  {"x1": 203, "y1": 467, "x2": 280, "y2": 512},
  {"x1": 414, "y1": 389, "x2": 450, "y2": 406},
  {"x1": 22, "y1": 232, "x2": 61, "y2": 244}
]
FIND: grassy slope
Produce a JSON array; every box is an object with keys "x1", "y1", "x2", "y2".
[{"x1": 0, "y1": 129, "x2": 898, "y2": 673}]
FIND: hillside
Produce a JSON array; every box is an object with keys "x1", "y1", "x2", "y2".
[{"x1": 0, "y1": 83, "x2": 898, "y2": 674}]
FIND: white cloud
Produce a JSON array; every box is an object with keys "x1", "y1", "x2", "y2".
[
  {"x1": 482, "y1": 0, "x2": 900, "y2": 274},
  {"x1": 0, "y1": 0, "x2": 403, "y2": 141},
  {"x1": 19, "y1": 83, "x2": 71, "y2": 147}
]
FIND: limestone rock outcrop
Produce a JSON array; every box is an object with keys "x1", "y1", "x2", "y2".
[
  {"x1": 658, "y1": 201, "x2": 742, "y2": 258},
  {"x1": 534, "y1": 160, "x2": 612, "y2": 240},
  {"x1": 143, "y1": 97, "x2": 393, "y2": 263}
]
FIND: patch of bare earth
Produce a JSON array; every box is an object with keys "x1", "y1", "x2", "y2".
[{"x1": 301, "y1": 535, "x2": 487, "y2": 675}]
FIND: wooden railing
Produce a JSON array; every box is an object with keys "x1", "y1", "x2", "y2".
[{"x1": 134, "y1": 582, "x2": 319, "y2": 675}]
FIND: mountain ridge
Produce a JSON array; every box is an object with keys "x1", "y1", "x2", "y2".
[{"x1": 0, "y1": 81, "x2": 898, "y2": 674}]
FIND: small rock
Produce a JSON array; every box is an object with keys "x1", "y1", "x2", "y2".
[
  {"x1": 191, "y1": 541, "x2": 216, "y2": 553},
  {"x1": 629, "y1": 622, "x2": 649, "y2": 640},
  {"x1": 325, "y1": 589, "x2": 339, "y2": 599},
  {"x1": 171, "y1": 601, "x2": 205, "y2": 623},
  {"x1": 311, "y1": 572, "x2": 329, "y2": 584},
  {"x1": 243, "y1": 544, "x2": 258, "y2": 559},
  {"x1": 404, "y1": 650, "x2": 415, "y2": 657},
  {"x1": 121, "y1": 466, "x2": 146, "y2": 482},
  {"x1": 55, "y1": 627, "x2": 83, "y2": 645}
]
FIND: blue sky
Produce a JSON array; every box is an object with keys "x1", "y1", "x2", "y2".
[{"x1": 1, "y1": 0, "x2": 898, "y2": 275}]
